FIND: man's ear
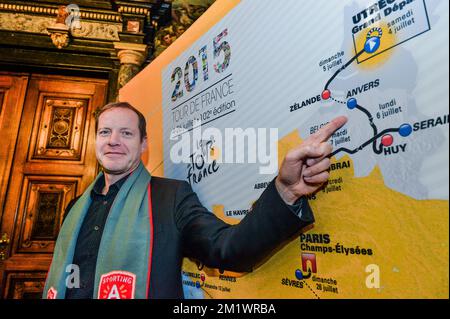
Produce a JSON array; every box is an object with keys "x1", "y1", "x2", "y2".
[{"x1": 141, "y1": 136, "x2": 148, "y2": 154}]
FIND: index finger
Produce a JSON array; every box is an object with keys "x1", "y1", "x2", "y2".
[{"x1": 311, "y1": 116, "x2": 348, "y2": 142}]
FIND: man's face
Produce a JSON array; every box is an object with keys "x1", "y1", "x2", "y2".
[{"x1": 95, "y1": 107, "x2": 147, "y2": 175}]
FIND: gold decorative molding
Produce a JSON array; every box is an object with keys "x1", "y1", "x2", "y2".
[
  {"x1": 0, "y1": 13, "x2": 53, "y2": 33},
  {"x1": 71, "y1": 21, "x2": 121, "y2": 41},
  {"x1": 47, "y1": 23, "x2": 69, "y2": 49},
  {"x1": 79, "y1": 11, "x2": 121, "y2": 22},
  {"x1": 118, "y1": 6, "x2": 150, "y2": 16},
  {"x1": 0, "y1": 2, "x2": 121, "y2": 22},
  {"x1": 0, "y1": 12, "x2": 122, "y2": 41},
  {"x1": 0, "y1": 3, "x2": 57, "y2": 15}
]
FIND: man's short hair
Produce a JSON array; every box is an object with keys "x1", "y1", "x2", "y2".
[{"x1": 94, "y1": 102, "x2": 147, "y2": 142}]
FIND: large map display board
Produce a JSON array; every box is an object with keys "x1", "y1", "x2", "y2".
[{"x1": 125, "y1": 0, "x2": 449, "y2": 298}]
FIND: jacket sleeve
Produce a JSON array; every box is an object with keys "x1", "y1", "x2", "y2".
[{"x1": 175, "y1": 178, "x2": 315, "y2": 272}]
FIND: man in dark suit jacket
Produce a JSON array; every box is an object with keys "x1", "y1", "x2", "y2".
[{"x1": 44, "y1": 102, "x2": 347, "y2": 299}]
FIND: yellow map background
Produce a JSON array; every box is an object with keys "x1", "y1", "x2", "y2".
[{"x1": 183, "y1": 129, "x2": 449, "y2": 299}]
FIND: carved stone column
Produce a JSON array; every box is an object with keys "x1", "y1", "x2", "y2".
[{"x1": 114, "y1": 42, "x2": 148, "y2": 92}]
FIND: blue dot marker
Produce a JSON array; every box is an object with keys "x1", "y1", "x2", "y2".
[
  {"x1": 364, "y1": 36, "x2": 381, "y2": 54},
  {"x1": 347, "y1": 98, "x2": 358, "y2": 110},
  {"x1": 295, "y1": 269, "x2": 304, "y2": 280},
  {"x1": 195, "y1": 281, "x2": 201, "y2": 288},
  {"x1": 399, "y1": 124, "x2": 412, "y2": 137}
]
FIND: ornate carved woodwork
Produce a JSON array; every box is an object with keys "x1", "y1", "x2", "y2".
[
  {"x1": 0, "y1": 74, "x2": 29, "y2": 228},
  {"x1": 4, "y1": 272, "x2": 47, "y2": 299},
  {"x1": 0, "y1": 73, "x2": 107, "y2": 299},
  {"x1": 17, "y1": 176, "x2": 78, "y2": 254},
  {"x1": 0, "y1": 1, "x2": 172, "y2": 95},
  {"x1": 31, "y1": 97, "x2": 88, "y2": 161}
]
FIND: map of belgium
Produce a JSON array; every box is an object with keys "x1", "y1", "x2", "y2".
[
  {"x1": 182, "y1": 129, "x2": 448, "y2": 299},
  {"x1": 160, "y1": 0, "x2": 449, "y2": 299}
]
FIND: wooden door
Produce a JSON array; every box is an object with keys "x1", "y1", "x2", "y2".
[{"x1": 0, "y1": 73, "x2": 107, "y2": 299}]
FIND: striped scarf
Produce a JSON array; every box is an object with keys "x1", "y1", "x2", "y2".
[{"x1": 43, "y1": 162, "x2": 153, "y2": 299}]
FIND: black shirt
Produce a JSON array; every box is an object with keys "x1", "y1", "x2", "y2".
[
  {"x1": 62, "y1": 175, "x2": 304, "y2": 299},
  {"x1": 64, "y1": 174, "x2": 130, "y2": 299}
]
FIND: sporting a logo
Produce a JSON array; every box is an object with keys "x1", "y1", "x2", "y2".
[
  {"x1": 46, "y1": 287, "x2": 58, "y2": 299},
  {"x1": 98, "y1": 271, "x2": 136, "y2": 299}
]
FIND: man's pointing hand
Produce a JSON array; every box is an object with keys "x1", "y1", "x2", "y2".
[{"x1": 275, "y1": 116, "x2": 348, "y2": 204}]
